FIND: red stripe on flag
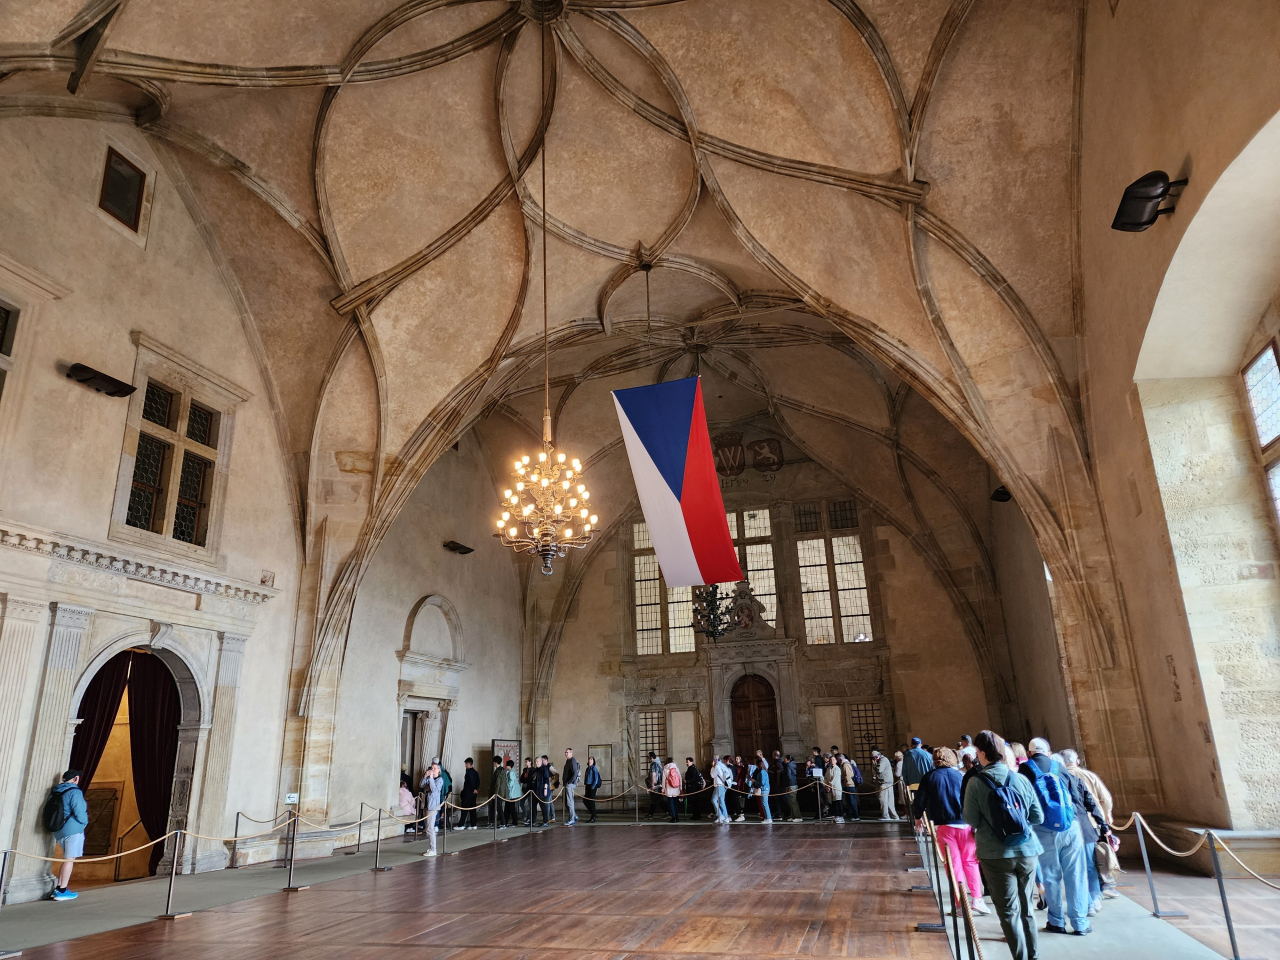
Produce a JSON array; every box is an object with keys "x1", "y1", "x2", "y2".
[{"x1": 680, "y1": 381, "x2": 743, "y2": 585}]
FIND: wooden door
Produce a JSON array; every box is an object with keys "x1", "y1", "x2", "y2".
[{"x1": 731, "y1": 674, "x2": 780, "y2": 758}]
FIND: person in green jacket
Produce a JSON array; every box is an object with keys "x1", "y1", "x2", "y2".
[{"x1": 962, "y1": 730, "x2": 1045, "y2": 960}]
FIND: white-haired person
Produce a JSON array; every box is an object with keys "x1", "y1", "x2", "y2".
[
  {"x1": 1019, "y1": 738, "x2": 1092, "y2": 935},
  {"x1": 1059, "y1": 748, "x2": 1119, "y2": 910}
]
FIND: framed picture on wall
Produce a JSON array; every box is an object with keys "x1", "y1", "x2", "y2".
[{"x1": 492, "y1": 739, "x2": 521, "y2": 766}]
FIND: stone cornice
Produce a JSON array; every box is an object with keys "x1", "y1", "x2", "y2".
[{"x1": 0, "y1": 518, "x2": 277, "y2": 605}]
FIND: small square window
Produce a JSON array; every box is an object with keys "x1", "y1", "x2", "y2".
[
  {"x1": 186, "y1": 403, "x2": 217, "y2": 448},
  {"x1": 725, "y1": 512, "x2": 739, "y2": 541},
  {"x1": 633, "y1": 521, "x2": 652, "y2": 551},
  {"x1": 99, "y1": 147, "x2": 146, "y2": 232},
  {"x1": 142, "y1": 381, "x2": 175, "y2": 429},
  {"x1": 794, "y1": 502, "x2": 821, "y2": 533},
  {"x1": 742, "y1": 508, "x2": 771, "y2": 539},
  {"x1": 828, "y1": 499, "x2": 858, "y2": 530}
]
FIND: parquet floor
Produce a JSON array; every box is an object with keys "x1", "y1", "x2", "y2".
[{"x1": 20, "y1": 823, "x2": 951, "y2": 959}]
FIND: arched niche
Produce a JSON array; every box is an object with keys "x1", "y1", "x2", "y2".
[
  {"x1": 402, "y1": 595, "x2": 464, "y2": 664},
  {"x1": 396, "y1": 596, "x2": 470, "y2": 782}
]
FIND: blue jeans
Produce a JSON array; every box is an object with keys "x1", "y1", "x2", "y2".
[
  {"x1": 1035, "y1": 823, "x2": 1090, "y2": 932},
  {"x1": 1085, "y1": 842, "x2": 1101, "y2": 908},
  {"x1": 711, "y1": 785, "x2": 727, "y2": 821}
]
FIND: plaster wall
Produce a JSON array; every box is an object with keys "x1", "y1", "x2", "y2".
[
  {"x1": 1139, "y1": 377, "x2": 1280, "y2": 828},
  {"x1": 332, "y1": 430, "x2": 524, "y2": 818},
  {"x1": 990, "y1": 499, "x2": 1075, "y2": 750},
  {"x1": 0, "y1": 117, "x2": 298, "y2": 834},
  {"x1": 1079, "y1": 0, "x2": 1280, "y2": 824}
]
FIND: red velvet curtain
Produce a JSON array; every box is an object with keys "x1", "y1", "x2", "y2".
[
  {"x1": 127, "y1": 653, "x2": 181, "y2": 874},
  {"x1": 68, "y1": 651, "x2": 132, "y2": 791}
]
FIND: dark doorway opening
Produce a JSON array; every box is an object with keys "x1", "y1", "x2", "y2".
[
  {"x1": 730, "y1": 674, "x2": 780, "y2": 759},
  {"x1": 68, "y1": 649, "x2": 181, "y2": 881}
]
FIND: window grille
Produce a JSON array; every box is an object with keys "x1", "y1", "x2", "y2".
[
  {"x1": 634, "y1": 554, "x2": 663, "y2": 656},
  {"x1": 638, "y1": 710, "x2": 666, "y2": 763},
  {"x1": 798, "y1": 538, "x2": 836, "y2": 643},
  {"x1": 724, "y1": 511, "x2": 739, "y2": 541},
  {"x1": 633, "y1": 521, "x2": 652, "y2": 551},
  {"x1": 833, "y1": 534, "x2": 873, "y2": 641},
  {"x1": 142, "y1": 381, "x2": 174, "y2": 429},
  {"x1": 847, "y1": 702, "x2": 885, "y2": 772},
  {"x1": 741, "y1": 508, "x2": 771, "y2": 539},
  {"x1": 794, "y1": 502, "x2": 821, "y2": 533},
  {"x1": 173, "y1": 451, "x2": 212, "y2": 545},
  {"x1": 1245, "y1": 345, "x2": 1280, "y2": 447},
  {"x1": 186, "y1": 403, "x2": 217, "y2": 447},
  {"x1": 744, "y1": 542, "x2": 776, "y2": 623},
  {"x1": 667, "y1": 585, "x2": 695, "y2": 653},
  {"x1": 126, "y1": 433, "x2": 169, "y2": 533},
  {"x1": 828, "y1": 499, "x2": 858, "y2": 530}
]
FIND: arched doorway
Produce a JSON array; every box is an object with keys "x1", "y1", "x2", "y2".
[
  {"x1": 68, "y1": 649, "x2": 181, "y2": 881},
  {"x1": 731, "y1": 674, "x2": 780, "y2": 759}
]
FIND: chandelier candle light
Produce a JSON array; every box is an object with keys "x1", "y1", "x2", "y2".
[{"x1": 495, "y1": 14, "x2": 597, "y2": 576}]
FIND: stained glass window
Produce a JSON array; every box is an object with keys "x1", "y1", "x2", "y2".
[
  {"x1": 1244, "y1": 346, "x2": 1280, "y2": 447},
  {"x1": 127, "y1": 433, "x2": 169, "y2": 532}
]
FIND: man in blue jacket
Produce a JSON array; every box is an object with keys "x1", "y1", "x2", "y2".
[
  {"x1": 49, "y1": 770, "x2": 88, "y2": 901},
  {"x1": 902, "y1": 737, "x2": 934, "y2": 789}
]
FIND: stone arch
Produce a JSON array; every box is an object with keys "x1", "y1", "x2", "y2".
[
  {"x1": 68, "y1": 626, "x2": 206, "y2": 867},
  {"x1": 403, "y1": 595, "x2": 464, "y2": 663}
]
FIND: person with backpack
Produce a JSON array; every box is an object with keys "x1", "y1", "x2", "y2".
[
  {"x1": 662, "y1": 758, "x2": 683, "y2": 822},
  {"x1": 1020, "y1": 738, "x2": 1092, "y2": 935},
  {"x1": 962, "y1": 730, "x2": 1044, "y2": 960},
  {"x1": 44, "y1": 769, "x2": 88, "y2": 901},
  {"x1": 839, "y1": 754, "x2": 862, "y2": 820},
  {"x1": 752, "y1": 759, "x2": 772, "y2": 822},
  {"x1": 683, "y1": 757, "x2": 705, "y2": 820},
  {"x1": 583, "y1": 756, "x2": 602, "y2": 823}
]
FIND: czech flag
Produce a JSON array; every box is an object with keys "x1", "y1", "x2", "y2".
[{"x1": 612, "y1": 377, "x2": 742, "y2": 587}]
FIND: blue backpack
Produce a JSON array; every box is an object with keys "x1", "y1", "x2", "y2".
[
  {"x1": 976, "y1": 769, "x2": 1032, "y2": 844},
  {"x1": 1023, "y1": 760, "x2": 1075, "y2": 832}
]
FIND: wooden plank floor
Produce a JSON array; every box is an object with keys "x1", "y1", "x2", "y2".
[{"x1": 21, "y1": 823, "x2": 952, "y2": 959}]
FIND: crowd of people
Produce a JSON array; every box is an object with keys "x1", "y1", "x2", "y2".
[{"x1": 908, "y1": 730, "x2": 1120, "y2": 960}]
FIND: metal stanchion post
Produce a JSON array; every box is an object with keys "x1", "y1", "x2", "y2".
[
  {"x1": 945, "y1": 847, "x2": 962, "y2": 948},
  {"x1": 160, "y1": 831, "x2": 191, "y2": 919},
  {"x1": 917, "y1": 823, "x2": 948, "y2": 933},
  {"x1": 493, "y1": 796, "x2": 498, "y2": 842},
  {"x1": 371, "y1": 809, "x2": 391, "y2": 872},
  {"x1": 1207, "y1": 832, "x2": 1243, "y2": 960},
  {"x1": 346, "y1": 803, "x2": 364, "y2": 855},
  {"x1": 635, "y1": 787, "x2": 640, "y2": 825},
  {"x1": 229, "y1": 813, "x2": 240, "y2": 868},
  {"x1": 1135, "y1": 815, "x2": 1187, "y2": 918},
  {"x1": 284, "y1": 815, "x2": 309, "y2": 891},
  {"x1": 910, "y1": 820, "x2": 932, "y2": 891}
]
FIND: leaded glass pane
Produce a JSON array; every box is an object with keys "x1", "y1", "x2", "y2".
[
  {"x1": 833, "y1": 534, "x2": 873, "y2": 641},
  {"x1": 725, "y1": 512, "x2": 739, "y2": 541},
  {"x1": 828, "y1": 499, "x2": 858, "y2": 530},
  {"x1": 173, "y1": 451, "x2": 211, "y2": 544},
  {"x1": 633, "y1": 521, "x2": 652, "y2": 550},
  {"x1": 0, "y1": 305, "x2": 13, "y2": 356},
  {"x1": 186, "y1": 403, "x2": 215, "y2": 446},
  {"x1": 1244, "y1": 346, "x2": 1280, "y2": 447},
  {"x1": 794, "y1": 502, "x2": 821, "y2": 533},
  {"x1": 667, "y1": 586, "x2": 695, "y2": 652},
  {"x1": 634, "y1": 554, "x2": 663, "y2": 655},
  {"x1": 142, "y1": 382, "x2": 173, "y2": 428},
  {"x1": 1269, "y1": 463, "x2": 1280, "y2": 525},
  {"x1": 126, "y1": 433, "x2": 168, "y2": 532},
  {"x1": 744, "y1": 542, "x2": 776, "y2": 623},
  {"x1": 797, "y1": 538, "x2": 835, "y2": 644},
  {"x1": 741, "y1": 508, "x2": 770, "y2": 539}
]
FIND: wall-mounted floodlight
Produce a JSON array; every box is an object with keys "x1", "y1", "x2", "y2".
[
  {"x1": 442, "y1": 540, "x2": 474, "y2": 555},
  {"x1": 1111, "y1": 171, "x2": 1188, "y2": 232},
  {"x1": 66, "y1": 363, "x2": 136, "y2": 397},
  {"x1": 990, "y1": 486, "x2": 1012, "y2": 502}
]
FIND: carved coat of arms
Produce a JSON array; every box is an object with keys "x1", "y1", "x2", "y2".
[
  {"x1": 713, "y1": 432, "x2": 745, "y2": 477},
  {"x1": 748, "y1": 437, "x2": 783, "y2": 472}
]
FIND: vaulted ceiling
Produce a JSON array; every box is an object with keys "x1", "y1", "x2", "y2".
[{"x1": 2, "y1": 0, "x2": 1095, "y2": 722}]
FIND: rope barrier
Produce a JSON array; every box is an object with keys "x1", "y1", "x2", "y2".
[
  {"x1": 234, "y1": 810, "x2": 293, "y2": 825},
  {"x1": 6, "y1": 831, "x2": 178, "y2": 863},
  {"x1": 1212, "y1": 833, "x2": 1280, "y2": 891}
]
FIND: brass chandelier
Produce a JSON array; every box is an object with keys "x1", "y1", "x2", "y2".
[{"x1": 496, "y1": 14, "x2": 597, "y2": 575}]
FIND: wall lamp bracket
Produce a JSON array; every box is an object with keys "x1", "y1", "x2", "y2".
[
  {"x1": 1111, "y1": 171, "x2": 1188, "y2": 232},
  {"x1": 990, "y1": 485, "x2": 1012, "y2": 502},
  {"x1": 442, "y1": 540, "x2": 474, "y2": 555},
  {"x1": 66, "y1": 363, "x2": 136, "y2": 397}
]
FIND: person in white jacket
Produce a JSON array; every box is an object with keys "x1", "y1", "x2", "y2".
[
  {"x1": 824, "y1": 755, "x2": 845, "y2": 822},
  {"x1": 872, "y1": 749, "x2": 900, "y2": 820}
]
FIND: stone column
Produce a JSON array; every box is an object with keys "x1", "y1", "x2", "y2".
[
  {"x1": 191, "y1": 633, "x2": 246, "y2": 870},
  {"x1": 0, "y1": 597, "x2": 49, "y2": 857},
  {"x1": 7, "y1": 602, "x2": 93, "y2": 903}
]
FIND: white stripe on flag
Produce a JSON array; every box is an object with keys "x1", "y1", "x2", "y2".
[{"x1": 613, "y1": 395, "x2": 703, "y2": 587}]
